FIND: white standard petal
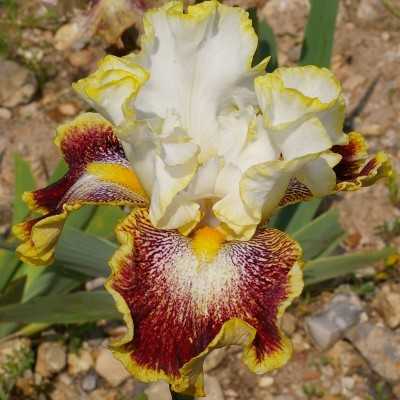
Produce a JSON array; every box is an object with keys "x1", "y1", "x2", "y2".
[
  {"x1": 255, "y1": 66, "x2": 345, "y2": 132},
  {"x1": 295, "y1": 158, "x2": 336, "y2": 197},
  {"x1": 73, "y1": 55, "x2": 149, "y2": 125},
  {"x1": 185, "y1": 157, "x2": 222, "y2": 200},
  {"x1": 150, "y1": 155, "x2": 198, "y2": 226},
  {"x1": 132, "y1": 1, "x2": 258, "y2": 160},
  {"x1": 271, "y1": 117, "x2": 332, "y2": 160},
  {"x1": 118, "y1": 120, "x2": 157, "y2": 194},
  {"x1": 240, "y1": 155, "x2": 320, "y2": 222},
  {"x1": 213, "y1": 164, "x2": 258, "y2": 239},
  {"x1": 213, "y1": 109, "x2": 278, "y2": 238},
  {"x1": 154, "y1": 157, "x2": 222, "y2": 232}
]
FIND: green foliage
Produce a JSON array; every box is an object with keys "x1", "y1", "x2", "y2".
[
  {"x1": 249, "y1": 8, "x2": 278, "y2": 71},
  {"x1": 292, "y1": 209, "x2": 344, "y2": 260},
  {"x1": 12, "y1": 154, "x2": 36, "y2": 225},
  {"x1": 299, "y1": 0, "x2": 339, "y2": 67},
  {"x1": 55, "y1": 227, "x2": 117, "y2": 278},
  {"x1": 303, "y1": 247, "x2": 394, "y2": 286},
  {"x1": 376, "y1": 218, "x2": 400, "y2": 243},
  {"x1": 134, "y1": 394, "x2": 148, "y2": 400},
  {"x1": 0, "y1": 291, "x2": 120, "y2": 324}
]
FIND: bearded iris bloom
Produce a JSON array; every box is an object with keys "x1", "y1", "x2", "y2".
[{"x1": 14, "y1": 1, "x2": 390, "y2": 397}]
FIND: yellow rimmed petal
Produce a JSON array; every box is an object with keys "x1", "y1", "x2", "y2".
[
  {"x1": 106, "y1": 209, "x2": 303, "y2": 396},
  {"x1": 255, "y1": 66, "x2": 347, "y2": 146},
  {"x1": 333, "y1": 132, "x2": 392, "y2": 191},
  {"x1": 278, "y1": 132, "x2": 391, "y2": 208},
  {"x1": 131, "y1": 0, "x2": 259, "y2": 159},
  {"x1": 271, "y1": 117, "x2": 333, "y2": 161},
  {"x1": 13, "y1": 113, "x2": 148, "y2": 266},
  {"x1": 149, "y1": 154, "x2": 198, "y2": 227},
  {"x1": 73, "y1": 55, "x2": 149, "y2": 125},
  {"x1": 240, "y1": 155, "x2": 320, "y2": 224}
]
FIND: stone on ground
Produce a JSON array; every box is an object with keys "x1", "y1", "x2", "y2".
[
  {"x1": 305, "y1": 293, "x2": 363, "y2": 350},
  {"x1": 36, "y1": 342, "x2": 67, "y2": 378},
  {"x1": 346, "y1": 322, "x2": 400, "y2": 383},
  {"x1": 0, "y1": 60, "x2": 37, "y2": 107},
  {"x1": 95, "y1": 348, "x2": 130, "y2": 387},
  {"x1": 372, "y1": 283, "x2": 400, "y2": 328}
]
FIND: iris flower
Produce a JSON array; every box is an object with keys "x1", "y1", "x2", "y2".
[{"x1": 14, "y1": 1, "x2": 390, "y2": 396}]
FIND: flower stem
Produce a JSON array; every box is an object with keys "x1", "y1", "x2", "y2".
[{"x1": 170, "y1": 389, "x2": 194, "y2": 400}]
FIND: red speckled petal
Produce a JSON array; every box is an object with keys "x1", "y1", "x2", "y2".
[
  {"x1": 13, "y1": 112, "x2": 148, "y2": 266},
  {"x1": 278, "y1": 132, "x2": 391, "y2": 209},
  {"x1": 106, "y1": 209, "x2": 303, "y2": 396},
  {"x1": 279, "y1": 178, "x2": 313, "y2": 208},
  {"x1": 332, "y1": 132, "x2": 391, "y2": 191}
]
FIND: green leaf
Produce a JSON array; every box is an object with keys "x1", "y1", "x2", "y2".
[
  {"x1": 304, "y1": 247, "x2": 394, "y2": 286},
  {"x1": 269, "y1": 203, "x2": 301, "y2": 231},
  {"x1": 48, "y1": 159, "x2": 68, "y2": 184},
  {"x1": 249, "y1": 8, "x2": 278, "y2": 71},
  {"x1": 0, "y1": 250, "x2": 20, "y2": 293},
  {"x1": 300, "y1": 0, "x2": 339, "y2": 67},
  {"x1": 85, "y1": 206, "x2": 125, "y2": 239},
  {"x1": 292, "y1": 209, "x2": 344, "y2": 260},
  {"x1": 4, "y1": 323, "x2": 50, "y2": 339},
  {"x1": 0, "y1": 291, "x2": 120, "y2": 324},
  {"x1": 319, "y1": 234, "x2": 346, "y2": 257},
  {"x1": 13, "y1": 263, "x2": 46, "y2": 291},
  {"x1": 0, "y1": 323, "x2": 19, "y2": 339},
  {"x1": 134, "y1": 395, "x2": 148, "y2": 400},
  {"x1": 12, "y1": 154, "x2": 36, "y2": 224},
  {"x1": 0, "y1": 277, "x2": 26, "y2": 307},
  {"x1": 55, "y1": 227, "x2": 116, "y2": 278},
  {"x1": 285, "y1": 198, "x2": 321, "y2": 234},
  {"x1": 65, "y1": 206, "x2": 96, "y2": 230},
  {"x1": 22, "y1": 265, "x2": 85, "y2": 302}
]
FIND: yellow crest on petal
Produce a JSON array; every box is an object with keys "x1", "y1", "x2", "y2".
[{"x1": 191, "y1": 226, "x2": 226, "y2": 262}]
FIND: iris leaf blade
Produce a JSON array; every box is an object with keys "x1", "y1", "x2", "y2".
[
  {"x1": 12, "y1": 154, "x2": 36, "y2": 225},
  {"x1": 304, "y1": 247, "x2": 395, "y2": 286},
  {"x1": 248, "y1": 8, "x2": 278, "y2": 71},
  {"x1": 55, "y1": 226, "x2": 116, "y2": 277},
  {"x1": 0, "y1": 250, "x2": 20, "y2": 293},
  {"x1": 285, "y1": 198, "x2": 321, "y2": 234},
  {"x1": 300, "y1": 0, "x2": 339, "y2": 67},
  {"x1": 292, "y1": 208, "x2": 344, "y2": 260},
  {"x1": 0, "y1": 291, "x2": 120, "y2": 324}
]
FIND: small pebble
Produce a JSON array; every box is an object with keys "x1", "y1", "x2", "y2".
[
  {"x1": 58, "y1": 102, "x2": 78, "y2": 116},
  {"x1": 68, "y1": 49, "x2": 94, "y2": 68},
  {"x1": 258, "y1": 376, "x2": 274, "y2": 388},
  {"x1": 81, "y1": 370, "x2": 97, "y2": 392},
  {"x1": 0, "y1": 107, "x2": 11, "y2": 119}
]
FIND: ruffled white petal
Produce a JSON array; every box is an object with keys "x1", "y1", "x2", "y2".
[
  {"x1": 213, "y1": 109, "x2": 278, "y2": 238},
  {"x1": 255, "y1": 66, "x2": 347, "y2": 148},
  {"x1": 132, "y1": 1, "x2": 258, "y2": 161},
  {"x1": 240, "y1": 155, "x2": 319, "y2": 222},
  {"x1": 271, "y1": 117, "x2": 332, "y2": 160},
  {"x1": 295, "y1": 157, "x2": 336, "y2": 197},
  {"x1": 185, "y1": 157, "x2": 221, "y2": 199},
  {"x1": 73, "y1": 55, "x2": 148, "y2": 125},
  {"x1": 150, "y1": 155, "x2": 198, "y2": 226}
]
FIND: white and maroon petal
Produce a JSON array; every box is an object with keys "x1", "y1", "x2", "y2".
[{"x1": 106, "y1": 209, "x2": 303, "y2": 396}]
